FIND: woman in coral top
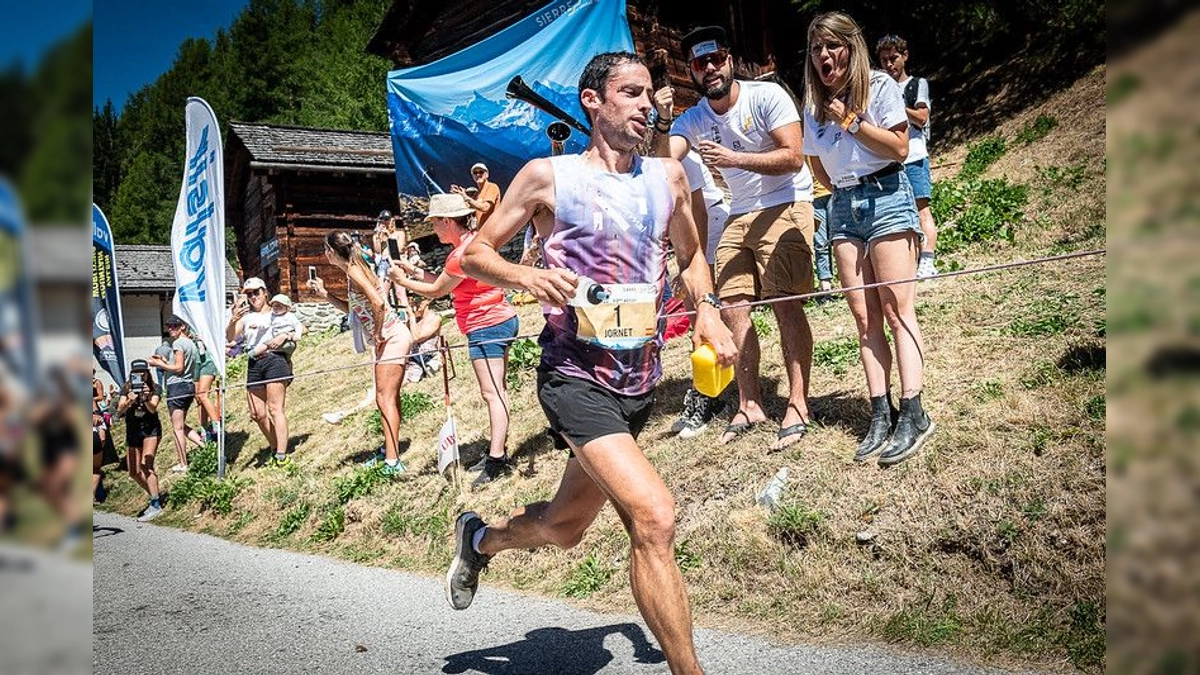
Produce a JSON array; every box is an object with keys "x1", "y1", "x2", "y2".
[{"x1": 390, "y1": 193, "x2": 518, "y2": 487}]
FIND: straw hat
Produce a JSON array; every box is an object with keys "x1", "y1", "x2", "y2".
[{"x1": 426, "y1": 193, "x2": 473, "y2": 219}]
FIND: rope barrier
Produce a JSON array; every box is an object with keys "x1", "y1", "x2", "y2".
[{"x1": 150, "y1": 248, "x2": 1105, "y2": 403}]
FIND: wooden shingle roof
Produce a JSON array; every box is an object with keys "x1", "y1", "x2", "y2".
[
  {"x1": 113, "y1": 244, "x2": 239, "y2": 292},
  {"x1": 228, "y1": 122, "x2": 394, "y2": 171}
]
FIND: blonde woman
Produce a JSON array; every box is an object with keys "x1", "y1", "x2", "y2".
[
  {"x1": 802, "y1": 11, "x2": 934, "y2": 466},
  {"x1": 310, "y1": 231, "x2": 412, "y2": 475}
]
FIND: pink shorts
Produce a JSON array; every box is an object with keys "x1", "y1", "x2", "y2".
[{"x1": 376, "y1": 316, "x2": 412, "y2": 366}]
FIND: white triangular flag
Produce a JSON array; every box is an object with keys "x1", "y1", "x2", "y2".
[{"x1": 436, "y1": 413, "x2": 459, "y2": 477}]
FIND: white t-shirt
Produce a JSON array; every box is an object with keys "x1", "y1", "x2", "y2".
[
  {"x1": 897, "y1": 75, "x2": 930, "y2": 163},
  {"x1": 680, "y1": 150, "x2": 723, "y2": 207},
  {"x1": 802, "y1": 71, "x2": 909, "y2": 189},
  {"x1": 671, "y1": 80, "x2": 813, "y2": 215},
  {"x1": 242, "y1": 310, "x2": 303, "y2": 353}
]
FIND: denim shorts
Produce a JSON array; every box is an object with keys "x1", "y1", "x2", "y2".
[
  {"x1": 829, "y1": 171, "x2": 922, "y2": 248},
  {"x1": 903, "y1": 157, "x2": 932, "y2": 201},
  {"x1": 467, "y1": 315, "x2": 518, "y2": 360}
]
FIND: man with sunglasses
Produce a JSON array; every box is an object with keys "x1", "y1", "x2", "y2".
[
  {"x1": 450, "y1": 162, "x2": 502, "y2": 228},
  {"x1": 653, "y1": 25, "x2": 817, "y2": 452}
]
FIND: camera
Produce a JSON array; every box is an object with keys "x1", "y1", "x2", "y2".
[{"x1": 130, "y1": 373, "x2": 145, "y2": 389}]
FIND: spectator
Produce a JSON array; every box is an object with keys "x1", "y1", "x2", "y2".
[
  {"x1": 32, "y1": 366, "x2": 85, "y2": 549},
  {"x1": 115, "y1": 359, "x2": 164, "y2": 521},
  {"x1": 877, "y1": 34, "x2": 938, "y2": 278},
  {"x1": 390, "y1": 192, "x2": 519, "y2": 488},
  {"x1": 193, "y1": 333, "x2": 221, "y2": 442},
  {"x1": 311, "y1": 233, "x2": 413, "y2": 475},
  {"x1": 153, "y1": 331, "x2": 173, "y2": 388},
  {"x1": 809, "y1": 158, "x2": 836, "y2": 298},
  {"x1": 403, "y1": 242, "x2": 427, "y2": 271},
  {"x1": 451, "y1": 163, "x2": 502, "y2": 228},
  {"x1": 404, "y1": 299, "x2": 444, "y2": 385},
  {"x1": 802, "y1": 12, "x2": 935, "y2": 465},
  {"x1": 654, "y1": 25, "x2": 816, "y2": 452},
  {"x1": 148, "y1": 316, "x2": 205, "y2": 473},
  {"x1": 226, "y1": 277, "x2": 295, "y2": 464}
]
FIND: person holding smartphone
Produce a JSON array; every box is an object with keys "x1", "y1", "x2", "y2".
[
  {"x1": 117, "y1": 359, "x2": 164, "y2": 521},
  {"x1": 310, "y1": 233, "x2": 415, "y2": 476},
  {"x1": 389, "y1": 193, "x2": 518, "y2": 488}
]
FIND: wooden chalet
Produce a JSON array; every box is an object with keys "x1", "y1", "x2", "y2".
[{"x1": 224, "y1": 122, "x2": 432, "y2": 302}]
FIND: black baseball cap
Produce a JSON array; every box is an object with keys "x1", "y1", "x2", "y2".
[
  {"x1": 681, "y1": 26, "x2": 729, "y2": 61},
  {"x1": 377, "y1": 209, "x2": 393, "y2": 221},
  {"x1": 130, "y1": 359, "x2": 150, "y2": 371},
  {"x1": 165, "y1": 315, "x2": 186, "y2": 327}
]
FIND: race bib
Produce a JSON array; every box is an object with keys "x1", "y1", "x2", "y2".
[{"x1": 574, "y1": 283, "x2": 658, "y2": 349}]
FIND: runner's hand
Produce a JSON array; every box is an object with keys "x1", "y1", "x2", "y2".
[
  {"x1": 525, "y1": 268, "x2": 578, "y2": 308},
  {"x1": 693, "y1": 306, "x2": 737, "y2": 367}
]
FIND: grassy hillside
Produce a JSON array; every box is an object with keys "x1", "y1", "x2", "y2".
[{"x1": 98, "y1": 65, "x2": 1106, "y2": 671}]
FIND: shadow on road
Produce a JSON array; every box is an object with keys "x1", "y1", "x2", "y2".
[
  {"x1": 442, "y1": 622, "x2": 664, "y2": 674},
  {"x1": 93, "y1": 526, "x2": 124, "y2": 539}
]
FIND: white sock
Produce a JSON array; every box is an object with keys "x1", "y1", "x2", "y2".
[
  {"x1": 472, "y1": 526, "x2": 487, "y2": 555},
  {"x1": 385, "y1": 458, "x2": 399, "y2": 467}
]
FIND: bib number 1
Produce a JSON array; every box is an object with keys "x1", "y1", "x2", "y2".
[{"x1": 575, "y1": 283, "x2": 658, "y2": 349}]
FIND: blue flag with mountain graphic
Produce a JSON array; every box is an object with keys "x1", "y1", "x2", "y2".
[{"x1": 385, "y1": 0, "x2": 634, "y2": 196}]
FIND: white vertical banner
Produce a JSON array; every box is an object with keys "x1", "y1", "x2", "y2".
[
  {"x1": 436, "y1": 413, "x2": 459, "y2": 478},
  {"x1": 170, "y1": 97, "x2": 226, "y2": 379}
]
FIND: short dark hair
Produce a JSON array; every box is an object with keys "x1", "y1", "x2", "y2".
[
  {"x1": 876, "y1": 34, "x2": 908, "y2": 54},
  {"x1": 578, "y1": 52, "x2": 644, "y2": 124}
]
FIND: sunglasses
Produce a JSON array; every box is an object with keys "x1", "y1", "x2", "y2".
[
  {"x1": 472, "y1": 169, "x2": 487, "y2": 175},
  {"x1": 809, "y1": 41, "x2": 847, "y2": 56},
  {"x1": 246, "y1": 288, "x2": 265, "y2": 296},
  {"x1": 689, "y1": 50, "x2": 729, "y2": 71}
]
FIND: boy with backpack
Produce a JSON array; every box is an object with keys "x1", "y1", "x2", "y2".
[{"x1": 877, "y1": 35, "x2": 938, "y2": 278}]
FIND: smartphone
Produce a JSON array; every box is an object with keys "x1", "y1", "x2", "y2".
[
  {"x1": 130, "y1": 373, "x2": 145, "y2": 389},
  {"x1": 351, "y1": 232, "x2": 361, "y2": 244},
  {"x1": 387, "y1": 238, "x2": 402, "y2": 260},
  {"x1": 308, "y1": 266, "x2": 316, "y2": 282}
]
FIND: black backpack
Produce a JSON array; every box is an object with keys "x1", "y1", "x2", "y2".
[{"x1": 903, "y1": 77, "x2": 929, "y2": 141}]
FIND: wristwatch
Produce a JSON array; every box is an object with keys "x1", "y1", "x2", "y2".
[
  {"x1": 847, "y1": 115, "x2": 862, "y2": 134},
  {"x1": 697, "y1": 293, "x2": 722, "y2": 309}
]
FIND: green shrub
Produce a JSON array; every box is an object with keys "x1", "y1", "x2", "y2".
[
  {"x1": 939, "y1": 179, "x2": 1026, "y2": 253},
  {"x1": 506, "y1": 337, "x2": 542, "y2": 388},
  {"x1": 751, "y1": 307, "x2": 774, "y2": 338},
  {"x1": 312, "y1": 505, "x2": 345, "y2": 542},
  {"x1": 334, "y1": 464, "x2": 390, "y2": 505},
  {"x1": 813, "y1": 337, "x2": 860, "y2": 376},
  {"x1": 225, "y1": 354, "x2": 247, "y2": 383},
  {"x1": 675, "y1": 539, "x2": 702, "y2": 573},
  {"x1": 768, "y1": 502, "x2": 827, "y2": 549},
  {"x1": 883, "y1": 595, "x2": 964, "y2": 646},
  {"x1": 273, "y1": 503, "x2": 311, "y2": 540},
  {"x1": 960, "y1": 135, "x2": 1007, "y2": 179},
  {"x1": 401, "y1": 391, "x2": 434, "y2": 418},
  {"x1": 1014, "y1": 114, "x2": 1058, "y2": 145},
  {"x1": 561, "y1": 552, "x2": 613, "y2": 598}
]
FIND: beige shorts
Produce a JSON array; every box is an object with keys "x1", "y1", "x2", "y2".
[{"x1": 714, "y1": 201, "x2": 814, "y2": 300}]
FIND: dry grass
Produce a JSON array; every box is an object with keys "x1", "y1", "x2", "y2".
[{"x1": 100, "y1": 67, "x2": 1106, "y2": 671}]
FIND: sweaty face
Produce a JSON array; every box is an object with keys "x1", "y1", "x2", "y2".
[
  {"x1": 879, "y1": 48, "x2": 907, "y2": 80},
  {"x1": 587, "y1": 63, "x2": 653, "y2": 152}
]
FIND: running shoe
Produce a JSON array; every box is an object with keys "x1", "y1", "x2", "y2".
[{"x1": 446, "y1": 511, "x2": 491, "y2": 610}]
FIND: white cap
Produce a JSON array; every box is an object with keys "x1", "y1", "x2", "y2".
[
  {"x1": 470, "y1": 162, "x2": 488, "y2": 173},
  {"x1": 242, "y1": 276, "x2": 267, "y2": 291}
]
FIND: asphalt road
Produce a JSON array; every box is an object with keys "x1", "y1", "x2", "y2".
[{"x1": 93, "y1": 511, "x2": 1025, "y2": 674}]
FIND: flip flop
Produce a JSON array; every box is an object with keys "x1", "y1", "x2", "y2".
[
  {"x1": 720, "y1": 412, "x2": 760, "y2": 444},
  {"x1": 769, "y1": 422, "x2": 808, "y2": 453}
]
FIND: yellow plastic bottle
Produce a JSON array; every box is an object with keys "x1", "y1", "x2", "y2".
[{"x1": 691, "y1": 343, "x2": 733, "y2": 398}]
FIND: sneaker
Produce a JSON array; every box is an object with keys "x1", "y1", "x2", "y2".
[
  {"x1": 854, "y1": 393, "x2": 898, "y2": 462},
  {"x1": 466, "y1": 452, "x2": 506, "y2": 473},
  {"x1": 471, "y1": 457, "x2": 512, "y2": 488},
  {"x1": 380, "y1": 459, "x2": 406, "y2": 476},
  {"x1": 878, "y1": 395, "x2": 935, "y2": 466},
  {"x1": 446, "y1": 511, "x2": 491, "y2": 610},
  {"x1": 137, "y1": 504, "x2": 163, "y2": 522},
  {"x1": 670, "y1": 389, "x2": 702, "y2": 435},
  {"x1": 362, "y1": 447, "x2": 386, "y2": 467},
  {"x1": 916, "y1": 254, "x2": 937, "y2": 279},
  {"x1": 678, "y1": 391, "x2": 721, "y2": 439}
]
